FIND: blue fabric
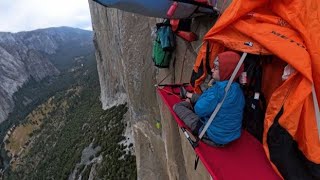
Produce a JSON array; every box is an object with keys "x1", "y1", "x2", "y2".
[
  {"x1": 94, "y1": 0, "x2": 171, "y2": 18},
  {"x1": 158, "y1": 26, "x2": 175, "y2": 50},
  {"x1": 194, "y1": 81, "x2": 245, "y2": 145},
  {"x1": 93, "y1": 0, "x2": 212, "y2": 19}
]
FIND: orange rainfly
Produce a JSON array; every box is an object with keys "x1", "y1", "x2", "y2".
[{"x1": 193, "y1": 0, "x2": 320, "y2": 178}]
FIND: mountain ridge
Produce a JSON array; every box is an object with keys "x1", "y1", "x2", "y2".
[{"x1": 0, "y1": 26, "x2": 93, "y2": 123}]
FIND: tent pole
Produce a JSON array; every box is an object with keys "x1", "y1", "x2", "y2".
[{"x1": 312, "y1": 85, "x2": 320, "y2": 140}]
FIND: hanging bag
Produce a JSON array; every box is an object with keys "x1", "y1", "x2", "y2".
[{"x1": 152, "y1": 20, "x2": 176, "y2": 68}]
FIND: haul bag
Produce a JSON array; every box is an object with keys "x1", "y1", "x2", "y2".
[
  {"x1": 152, "y1": 22, "x2": 175, "y2": 68},
  {"x1": 152, "y1": 35, "x2": 172, "y2": 68}
]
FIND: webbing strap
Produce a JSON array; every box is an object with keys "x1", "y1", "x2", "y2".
[
  {"x1": 199, "y1": 52, "x2": 248, "y2": 139},
  {"x1": 312, "y1": 85, "x2": 320, "y2": 140},
  {"x1": 173, "y1": 0, "x2": 213, "y2": 9},
  {"x1": 194, "y1": 155, "x2": 200, "y2": 170}
]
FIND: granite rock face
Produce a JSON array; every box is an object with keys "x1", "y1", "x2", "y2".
[
  {"x1": 0, "y1": 27, "x2": 93, "y2": 123},
  {"x1": 89, "y1": 1, "x2": 215, "y2": 179}
]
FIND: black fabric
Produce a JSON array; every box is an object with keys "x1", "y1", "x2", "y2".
[
  {"x1": 190, "y1": 42, "x2": 211, "y2": 92},
  {"x1": 242, "y1": 94, "x2": 265, "y2": 142},
  {"x1": 156, "y1": 19, "x2": 171, "y2": 29},
  {"x1": 190, "y1": 61, "x2": 204, "y2": 90},
  {"x1": 242, "y1": 55, "x2": 266, "y2": 142},
  {"x1": 177, "y1": 19, "x2": 192, "y2": 32},
  {"x1": 179, "y1": 86, "x2": 188, "y2": 99},
  {"x1": 205, "y1": 42, "x2": 212, "y2": 74},
  {"x1": 193, "y1": 120, "x2": 203, "y2": 136},
  {"x1": 267, "y1": 107, "x2": 320, "y2": 180},
  {"x1": 194, "y1": 155, "x2": 200, "y2": 170}
]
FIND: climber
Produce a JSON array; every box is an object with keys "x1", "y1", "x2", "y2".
[{"x1": 173, "y1": 51, "x2": 245, "y2": 146}]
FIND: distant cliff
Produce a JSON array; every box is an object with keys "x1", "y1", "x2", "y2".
[
  {"x1": 0, "y1": 27, "x2": 93, "y2": 123},
  {"x1": 89, "y1": 1, "x2": 215, "y2": 179}
]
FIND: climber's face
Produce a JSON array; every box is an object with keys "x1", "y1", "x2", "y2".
[
  {"x1": 212, "y1": 58, "x2": 220, "y2": 81},
  {"x1": 211, "y1": 66, "x2": 220, "y2": 81}
]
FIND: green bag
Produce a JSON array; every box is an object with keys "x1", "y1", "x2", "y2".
[{"x1": 152, "y1": 21, "x2": 175, "y2": 68}]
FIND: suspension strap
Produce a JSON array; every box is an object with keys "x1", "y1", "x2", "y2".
[
  {"x1": 312, "y1": 85, "x2": 320, "y2": 140},
  {"x1": 173, "y1": 0, "x2": 213, "y2": 9},
  {"x1": 194, "y1": 155, "x2": 200, "y2": 170},
  {"x1": 181, "y1": 127, "x2": 198, "y2": 148},
  {"x1": 179, "y1": 45, "x2": 189, "y2": 83},
  {"x1": 198, "y1": 52, "x2": 248, "y2": 139},
  {"x1": 156, "y1": 71, "x2": 174, "y2": 86}
]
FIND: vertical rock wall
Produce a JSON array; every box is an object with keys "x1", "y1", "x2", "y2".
[{"x1": 89, "y1": 1, "x2": 216, "y2": 179}]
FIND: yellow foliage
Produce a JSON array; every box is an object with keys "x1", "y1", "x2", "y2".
[{"x1": 5, "y1": 96, "x2": 56, "y2": 162}]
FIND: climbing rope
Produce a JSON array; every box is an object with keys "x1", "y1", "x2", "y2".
[
  {"x1": 179, "y1": 46, "x2": 189, "y2": 83},
  {"x1": 157, "y1": 70, "x2": 174, "y2": 86}
]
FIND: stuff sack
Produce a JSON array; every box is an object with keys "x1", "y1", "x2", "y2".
[{"x1": 152, "y1": 21, "x2": 175, "y2": 68}]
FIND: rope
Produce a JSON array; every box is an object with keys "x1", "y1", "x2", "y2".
[
  {"x1": 222, "y1": 0, "x2": 228, "y2": 11},
  {"x1": 157, "y1": 86, "x2": 181, "y2": 99},
  {"x1": 214, "y1": 0, "x2": 228, "y2": 19},
  {"x1": 179, "y1": 45, "x2": 189, "y2": 83},
  {"x1": 195, "y1": 41, "x2": 205, "y2": 52},
  {"x1": 157, "y1": 70, "x2": 174, "y2": 86},
  {"x1": 178, "y1": 19, "x2": 203, "y2": 83}
]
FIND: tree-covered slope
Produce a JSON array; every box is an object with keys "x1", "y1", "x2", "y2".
[
  {"x1": 1, "y1": 45, "x2": 136, "y2": 179},
  {"x1": 0, "y1": 27, "x2": 94, "y2": 123}
]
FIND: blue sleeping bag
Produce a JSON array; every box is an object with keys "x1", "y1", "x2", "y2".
[{"x1": 93, "y1": 0, "x2": 213, "y2": 18}]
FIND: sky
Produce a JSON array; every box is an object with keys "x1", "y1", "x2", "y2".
[{"x1": 0, "y1": 0, "x2": 92, "y2": 32}]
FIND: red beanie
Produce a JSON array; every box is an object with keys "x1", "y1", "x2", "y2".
[{"x1": 217, "y1": 51, "x2": 244, "y2": 81}]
